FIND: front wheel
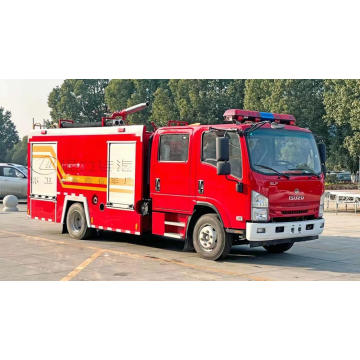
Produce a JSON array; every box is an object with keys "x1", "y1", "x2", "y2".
[
  {"x1": 263, "y1": 242, "x2": 294, "y2": 254},
  {"x1": 193, "y1": 214, "x2": 232, "y2": 260}
]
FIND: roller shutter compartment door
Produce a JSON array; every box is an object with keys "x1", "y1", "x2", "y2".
[{"x1": 107, "y1": 142, "x2": 136, "y2": 209}]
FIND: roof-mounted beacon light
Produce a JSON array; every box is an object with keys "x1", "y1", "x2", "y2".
[
  {"x1": 223, "y1": 109, "x2": 296, "y2": 125},
  {"x1": 272, "y1": 113, "x2": 296, "y2": 125},
  {"x1": 224, "y1": 109, "x2": 260, "y2": 123}
]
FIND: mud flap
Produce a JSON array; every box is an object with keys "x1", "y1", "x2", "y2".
[
  {"x1": 61, "y1": 223, "x2": 68, "y2": 234},
  {"x1": 183, "y1": 236, "x2": 194, "y2": 252}
]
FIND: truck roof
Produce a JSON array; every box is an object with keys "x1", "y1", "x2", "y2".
[
  {"x1": 156, "y1": 122, "x2": 312, "y2": 134},
  {"x1": 29, "y1": 124, "x2": 146, "y2": 139},
  {"x1": 30, "y1": 122, "x2": 312, "y2": 141}
]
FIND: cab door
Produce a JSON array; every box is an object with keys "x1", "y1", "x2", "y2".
[
  {"x1": 196, "y1": 130, "x2": 247, "y2": 229},
  {"x1": 150, "y1": 129, "x2": 194, "y2": 213}
]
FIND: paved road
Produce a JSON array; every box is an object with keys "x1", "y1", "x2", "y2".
[{"x1": 0, "y1": 204, "x2": 359, "y2": 280}]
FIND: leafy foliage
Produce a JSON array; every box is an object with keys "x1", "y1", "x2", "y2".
[
  {"x1": 168, "y1": 80, "x2": 245, "y2": 124},
  {"x1": 45, "y1": 79, "x2": 360, "y2": 173},
  {"x1": 244, "y1": 80, "x2": 327, "y2": 140},
  {"x1": 104, "y1": 80, "x2": 245, "y2": 127},
  {"x1": 104, "y1": 79, "x2": 135, "y2": 111},
  {"x1": 323, "y1": 80, "x2": 360, "y2": 173},
  {"x1": 48, "y1": 79, "x2": 109, "y2": 124},
  {"x1": 6, "y1": 136, "x2": 28, "y2": 165},
  {"x1": 0, "y1": 107, "x2": 19, "y2": 162},
  {"x1": 150, "y1": 87, "x2": 179, "y2": 127},
  {"x1": 105, "y1": 80, "x2": 168, "y2": 125}
]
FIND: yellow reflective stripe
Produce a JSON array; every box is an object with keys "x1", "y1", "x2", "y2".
[
  {"x1": 61, "y1": 184, "x2": 107, "y2": 192},
  {"x1": 62, "y1": 175, "x2": 107, "y2": 185},
  {"x1": 109, "y1": 188, "x2": 134, "y2": 194},
  {"x1": 109, "y1": 177, "x2": 134, "y2": 186}
]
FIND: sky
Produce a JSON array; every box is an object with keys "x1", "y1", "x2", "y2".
[{"x1": 0, "y1": 79, "x2": 64, "y2": 138}]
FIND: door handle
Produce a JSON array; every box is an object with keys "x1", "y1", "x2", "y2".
[
  {"x1": 198, "y1": 180, "x2": 204, "y2": 194},
  {"x1": 155, "y1": 178, "x2": 160, "y2": 191}
]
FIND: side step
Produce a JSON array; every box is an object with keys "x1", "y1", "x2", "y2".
[
  {"x1": 164, "y1": 221, "x2": 185, "y2": 227},
  {"x1": 164, "y1": 232, "x2": 183, "y2": 239}
]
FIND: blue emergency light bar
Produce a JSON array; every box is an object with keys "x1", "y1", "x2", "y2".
[
  {"x1": 223, "y1": 109, "x2": 296, "y2": 125},
  {"x1": 259, "y1": 112, "x2": 274, "y2": 120}
]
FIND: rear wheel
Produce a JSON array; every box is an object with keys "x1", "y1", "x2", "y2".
[
  {"x1": 193, "y1": 214, "x2": 232, "y2": 260},
  {"x1": 66, "y1": 203, "x2": 93, "y2": 240},
  {"x1": 263, "y1": 242, "x2": 294, "y2": 253}
]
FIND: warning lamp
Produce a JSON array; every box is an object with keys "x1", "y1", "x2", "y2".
[{"x1": 223, "y1": 109, "x2": 296, "y2": 125}]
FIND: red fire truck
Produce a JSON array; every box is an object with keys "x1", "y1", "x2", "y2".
[{"x1": 28, "y1": 103, "x2": 326, "y2": 260}]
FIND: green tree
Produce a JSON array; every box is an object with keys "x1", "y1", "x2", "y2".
[
  {"x1": 104, "y1": 80, "x2": 168, "y2": 124},
  {"x1": 104, "y1": 79, "x2": 245, "y2": 126},
  {"x1": 168, "y1": 80, "x2": 245, "y2": 124},
  {"x1": 169, "y1": 80, "x2": 212, "y2": 123},
  {"x1": 6, "y1": 136, "x2": 28, "y2": 165},
  {"x1": 244, "y1": 79, "x2": 328, "y2": 141},
  {"x1": 323, "y1": 80, "x2": 360, "y2": 173},
  {"x1": 223, "y1": 80, "x2": 246, "y2": 110},
  {"x1": 48, "y1": 79, "x2": 109, "y2": 124},
  {"x1": 104, "y1": 79, "x2": 135, "y2": 111},
  {"x1": 126, "y1": 80, "x2": 168, "y2": 124},
  {"x1": 0, "y1": 107, "x2": 19, "y2": 162},
  {"x1": 151, "y1": 87, "x2": 179, "y2": 127}
]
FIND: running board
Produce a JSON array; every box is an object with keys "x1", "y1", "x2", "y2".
[
  {"x1": 164, "y1": 221, "x2": 185, "y2": 227},
  {"x1": 164, "y1": 232, "x2": 183, "y2": 239}
]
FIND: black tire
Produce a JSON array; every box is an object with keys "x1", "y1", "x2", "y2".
[
  {"x1": 66, "y1": 203, "x2": 93, "y2": 240},
  {"x1": 193, "y1": 214, "x2": 232, "y2": 260},
  {"x1": 263, "y1": 242, "x2": 294, "y2": 254}
]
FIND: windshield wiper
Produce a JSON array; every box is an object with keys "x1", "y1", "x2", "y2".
[
  {"x1": 255, "y1": 164, "x2": 290, "y2": 179},
  {"x1": 287, "y1": 168, "x2": 320, "y2": 178},
  {"x1": 244, "y1": 121, "x2": 270, "y2": 134}
]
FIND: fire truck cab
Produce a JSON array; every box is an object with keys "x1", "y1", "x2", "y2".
[{"x1": 28, "y1": 104, "x2": 326, "y2": 260}]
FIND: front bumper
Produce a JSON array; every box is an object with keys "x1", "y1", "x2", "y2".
[{"x1": 246, "y1": 218, "x2": 325, "y2": 242}]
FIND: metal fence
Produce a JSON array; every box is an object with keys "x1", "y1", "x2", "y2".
[{"x1": 325, "y1": 191, "x2": 360, "y2": 214}]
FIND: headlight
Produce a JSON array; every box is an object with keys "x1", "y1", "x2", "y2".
[
  {"x1": 252, "y1": 191, "x2": 268, "y2": 208},
  {"x1": 251, "y1": 191, "x2": 269, "y2": 222},
  {"x1": 319, "y1": 192, "x2": 325, "y2": 217},
  {"x1": 252, "y1": 208, "x2": 268, "y2": 222}
]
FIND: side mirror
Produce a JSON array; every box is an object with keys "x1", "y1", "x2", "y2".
[
  {"x1": 318, "y1": 143, "x2": 326, "y2": 165},
  {"x1": 236, "y1": 182, "x2": 244, "y2": 193},
  {"x1": 216, "y1": 137, "x2": 229, "y2": 162},
  {"x1": 318, "y1": 143, "x2": 326, "y2": 176},
  {"x1": 217, "y1": 161, "x2": 231, "y2": 175}
]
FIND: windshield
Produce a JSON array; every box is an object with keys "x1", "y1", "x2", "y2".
[{"x1": 246, "y1": 128, "x2": 321, "y2": 176}]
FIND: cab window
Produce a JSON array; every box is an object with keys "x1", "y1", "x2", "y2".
[
  {"x1": 228, "y1": 133, "x2": 242, "y2": 179},
  {"x1": 159, "y1": 134, "x2": 189, "y2": 162},
  {"x1": 202, "y1": 131, "x2": 242, "y2": 179},
  {"x1": 202, "y1": 132, "x2": 217, "y2": 165}
]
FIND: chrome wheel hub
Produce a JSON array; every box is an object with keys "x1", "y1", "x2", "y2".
[
  {"x1": 71, "y1": 211, "x2": 82, "y2": 233},
  {"x1": 199, "y1": 225, "x2": 217, "y2": 251}
]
